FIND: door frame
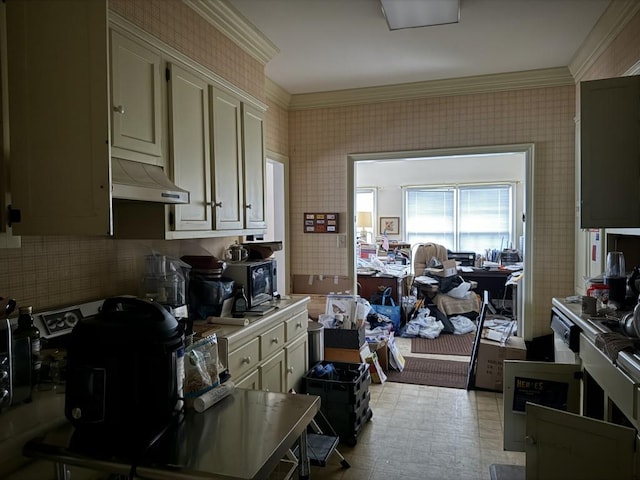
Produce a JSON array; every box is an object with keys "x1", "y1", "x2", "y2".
[
  {"x1": 347, "y1": 143, "x2": 535, "y2": 340},
  {"x1": 266, "y1": 150, "x2": 289, "y2": 294}
]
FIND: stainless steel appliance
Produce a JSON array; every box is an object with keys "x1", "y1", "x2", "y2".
[
  {"x1": 224, "y1": 259, "x2": 278, "y2": 311},
  {"x1": 0, "y1": 318, "x2": 13, "y2": 409},
  {"x1": 550, "y1": 305, "x2": 581, "y2": 364}
]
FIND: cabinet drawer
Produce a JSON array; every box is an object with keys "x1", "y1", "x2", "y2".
[
  {"x1": 260, "y1": 323, "x2": 286, "y2": 360},
  {"x1": 580, "y1": 334, "x2": 637, "y2": 423},
  {"x1": 228, "y1": 337, "x2": 259, "y2": 380},
  {"x1": 285, "y1": 310, "x2": 307, "y2": 341}
]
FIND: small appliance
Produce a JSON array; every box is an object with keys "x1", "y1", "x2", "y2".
[
  {"x1": 64, "y1": 297, "x2": 183, "y2": 457},
  {"x1": 223, "y1": 259, "x2": 278, "y2": 311}
]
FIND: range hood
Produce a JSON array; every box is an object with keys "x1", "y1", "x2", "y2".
[{"x1": 111, "y1": 158, "x2": 189, "y2": 204}]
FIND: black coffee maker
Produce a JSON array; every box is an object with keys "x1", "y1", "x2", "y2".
[{"x1": 65, "y1": 297, "x2": 183, "y2": 457}]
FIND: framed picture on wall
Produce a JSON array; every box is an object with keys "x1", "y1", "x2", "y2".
[{"x1": 380, "y1": 217, "x2": 399, "y2": 235}]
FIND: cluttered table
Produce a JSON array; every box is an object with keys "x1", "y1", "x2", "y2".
[{"x1": 23, "y1": 389, "x2": 320, "y2": 480}]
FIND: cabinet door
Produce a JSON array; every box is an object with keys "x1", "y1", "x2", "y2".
[
  {"x1": 242, "y1": 104, "x2": 267, "y2": 230},
  {"x1": 110, "y1": 30, "x2": 163, "y2": 164},
  {"x1": 580, "y1": 76, "x2": 640, "y2": 228},
  {"x1": 235, "y1": 369, "x2": 259, "y2": 391},
  {"x1": 167, "y1": 63, "x2": 212, "y2": 231},
  {"x1": 6, "y1": 0, "x2": 111, "y2": 236},
  {"x1": 503, "y1": 360, "x2": 582, "y2": 452},
  {"x1": 210, "y1": 87, "x2": 243, "y2": 230},
  {"x1": 259, "y1": 349, "x2": 285, "y2": 393},
  {"x1": 285, "y1": 334, "x2": 308, "y2": 394},
  {"x1": 526, "y1": 403, "x2": 635, "y2": 480}
]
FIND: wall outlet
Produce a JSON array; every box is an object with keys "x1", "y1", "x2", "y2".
[{"x1": 337, "y1": 234, "x2": 347, "y2": 248}]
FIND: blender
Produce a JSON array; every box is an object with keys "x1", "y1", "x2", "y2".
[{"x1": 605, "y1": 251, "x2": 627, "y2": 309}]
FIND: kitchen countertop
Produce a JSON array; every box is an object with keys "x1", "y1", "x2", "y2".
[
  {"x1": 196, "y1": 295, "x2": 310, "y2": 344},
  {"x1": 552, "y1": 297, "x2": 640, "y2": 384},
  {"x1": 23, "y1": 388, "x2": 320, "y2": 480}
]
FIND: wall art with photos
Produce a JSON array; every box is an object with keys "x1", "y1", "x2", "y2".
[{"x1": 304, "y1": 212, "x2": 339, "y2": 233}]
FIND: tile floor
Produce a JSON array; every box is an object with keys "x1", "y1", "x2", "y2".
[{"x1": 308, "y1": 337, "x2": 525, "y2": 480}]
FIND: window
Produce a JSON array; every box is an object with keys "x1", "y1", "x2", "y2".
[
  {"x1": 356, "y1": 188, "x2": 376, "y2": 242},
  {"x1": 405, "y1": 184, "x2": 513, "y2": 254}
]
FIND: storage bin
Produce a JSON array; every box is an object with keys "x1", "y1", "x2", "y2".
[{"x1": 303, "y1": 361, "x2": 372, "y2": 445}]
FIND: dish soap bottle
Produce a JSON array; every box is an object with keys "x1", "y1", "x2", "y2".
[{"x1": 232, "y1": 284, "x2": 248, "y2": 317}]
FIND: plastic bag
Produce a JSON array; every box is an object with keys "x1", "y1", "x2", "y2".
[{"x1": 184, "y1": 335, "x2": 222, "y2": 403}]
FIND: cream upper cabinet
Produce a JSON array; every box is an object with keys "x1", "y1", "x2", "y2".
[
  {"x1": 110, "y1": 30, "x2": 163, "y2": 165},
  {"x1": 580, "y1": 76, "x2": 640, "y2": 228},
  {"x1": 5, "y1": 0, "x2": 112, "y2": 236},
  {"x1": 211, "y1": 86, "x2": 244, "y2": 231},
  {"x1": 242, "y1": 105, "x2": 267, "y2": 230},
  {"x1": 167, "y1": 63, "x2": 212, "y2": 232}
]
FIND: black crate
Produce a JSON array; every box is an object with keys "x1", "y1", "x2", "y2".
[
  {"x1": 326, "y1": 401, "x2": 372, "y2": 446},
  {"x1": 303, "y1": 361, "x2": 370, "y2": 407}
]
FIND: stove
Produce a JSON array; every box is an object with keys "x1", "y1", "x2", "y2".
[{"x1": 33, "y1": 300, "x2": 104, "y2": 340}]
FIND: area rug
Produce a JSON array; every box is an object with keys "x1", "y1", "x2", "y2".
[
  {"x1": 411, "y1": 332, "x2": 475, "y2": 356},
  {"x1": 386, "y1": 356, "x2": 468, "y2": 389}
]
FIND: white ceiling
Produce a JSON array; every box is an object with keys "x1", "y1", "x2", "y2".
[{"x1": 227, "y1": 0, "x2": 612, "y2": 95}]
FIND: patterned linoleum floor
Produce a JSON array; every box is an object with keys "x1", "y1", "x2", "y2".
[{"x1": 308, "y1": 337, "x2": 525, "y2": 480}]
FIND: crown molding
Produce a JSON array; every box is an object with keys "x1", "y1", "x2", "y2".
[
  {"x1": 288, "y1": 67, "x2": 574, "y2": 110},
  {"x1": 570, "y1": 0, "x2": 640, "y2": 82},
  {"x1": 183, "y1": 0, "x2": 278, "y2": 65},
  {"x1": 265, "y1": 78, "x2": 291, "y2": 110}
]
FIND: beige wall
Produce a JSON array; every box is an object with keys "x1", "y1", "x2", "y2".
[
  {"x1": 0, "y1": 1, "x2": 263, "y2": 312},
  {"x1": 289, "y1": 87, "x2": 576, "y2": 337},
  {"x1": 287, "y1": 8, "x2": 640, "y2": 337}
]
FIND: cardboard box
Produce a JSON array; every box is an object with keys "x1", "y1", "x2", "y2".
[
  {"x1": 475, "y1": 336, "x2": 527, "y2": 392},
  {"x1": 324, "y1": 325, "x2": 365, "y2": 349},
  {"x1": 367, "y1": 340, "x2": 389, "y2": 373},
  {"x1": 324, "y1": 342, "x2": 370, "y2": 363},
  {"x1": 365, "y1": 351, "x2": 387, "y2": 384},
  {"x1": 426, "y1": 259, "x2": 458, "y2": 277}
]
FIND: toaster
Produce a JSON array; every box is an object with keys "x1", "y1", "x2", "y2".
[{"x1": 0, "y1": 318, "x2": 12, "y2": 409}]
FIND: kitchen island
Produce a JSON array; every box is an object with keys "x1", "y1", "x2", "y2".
[{"x1": 23, "y1": 388, "x2": 320, "y2": 480}]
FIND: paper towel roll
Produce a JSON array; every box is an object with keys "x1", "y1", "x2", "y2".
[
  {"x1": 206, "y1": 316, "x2": 249, "y2": 326},
  {"x1": 193, "y1": 381, "x2": 236, "y2": 413}
]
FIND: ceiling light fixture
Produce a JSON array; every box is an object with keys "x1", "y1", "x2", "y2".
[{"x1": 380, "y1": 0, "x2": 460, "y2": 30}]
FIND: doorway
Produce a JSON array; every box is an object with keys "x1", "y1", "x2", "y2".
[
  {"x1": 265, "y1": 152, "x2": 288, "y2": 295},
  {"x1": 348, "y1": 144, "x2": 535, "y2": 340}
]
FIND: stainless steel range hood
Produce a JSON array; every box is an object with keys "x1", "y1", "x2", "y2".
[{"x1": 111, "y1": 158, "x2": 189, "y2": 204}]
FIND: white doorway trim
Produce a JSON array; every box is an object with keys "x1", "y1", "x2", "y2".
[
  {"x1": 348, "y1": 143, "x2": 535, "y2": 340},
  {"x1": 266, "y1": 150, "x2": 289, "y2": 294}
]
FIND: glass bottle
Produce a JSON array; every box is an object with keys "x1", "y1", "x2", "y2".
[
  {"x1": 15, "y1": 306, "x2": 41, "y2": 388},
  {"x1": 232, "y1": 284, "x2": 248, "y2": 316}
]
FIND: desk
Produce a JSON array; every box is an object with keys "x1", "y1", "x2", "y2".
[
  {"x1": 460, "y1": 268, "x2": 515, "y2": 303},
  {"x1": 23, "y1": 389, "x2": 320, "y2": 480}
]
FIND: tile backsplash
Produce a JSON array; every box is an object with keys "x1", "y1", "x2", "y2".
[{"x1": 0, "y1": 235, "x2": 233, "y2": 314}]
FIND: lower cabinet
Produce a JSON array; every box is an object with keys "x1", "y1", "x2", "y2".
[
  {"x1": 260, "y1": 349, "x2": 286, "y2": 392},
  {"x1": 219, "y1": 297, "x2": 309, "y2": 394}
]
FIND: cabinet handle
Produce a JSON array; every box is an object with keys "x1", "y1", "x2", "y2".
[
  {"x1": 113, "y1": 105, "x2": 125, "y2": 114},
  {"x1": 271, "y1": 337, "x2": 279, "y2": 344},
  {"x1": 245, "y1": 203, "x2": 252, "y2": 209},
  {"x1": 296, "y1": 321, "x2": 302, "y2": 328},
  {"x1": 287, "y1": 367, "x2": 294, "y2": 374},
  {"x1": 241, "y1": 356, "x2": 251, "y2": 364},
  {"x1": 214, "y1": 201, "x2": 223, "y2": 208}
]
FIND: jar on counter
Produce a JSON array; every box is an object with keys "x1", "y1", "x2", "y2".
[{"x1": 587, "y1": 282, "x2": 610, "y2": 309}]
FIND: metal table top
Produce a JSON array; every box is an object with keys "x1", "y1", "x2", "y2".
[{"x1": 23, "y1": 389, "x2": 320, "y2": 480}]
